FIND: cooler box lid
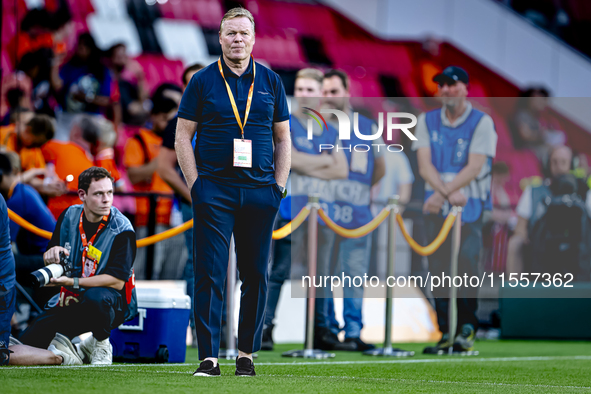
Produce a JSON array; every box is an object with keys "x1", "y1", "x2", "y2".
[{"x1": 136, "y1": 287, "x2": 191, "y2": 310}]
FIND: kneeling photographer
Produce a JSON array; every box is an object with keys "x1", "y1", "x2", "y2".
[{"x1": 19, "y1": 167, "x2": 137, "y2": 365}]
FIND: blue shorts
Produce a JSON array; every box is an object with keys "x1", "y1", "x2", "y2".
[{"x1": 0, "y1": 286, "x2": 16, "y2": 365}]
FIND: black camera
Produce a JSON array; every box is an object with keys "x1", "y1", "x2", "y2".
[{"x1": 30, "y1": 252, "x2": 74, "y2": 288}]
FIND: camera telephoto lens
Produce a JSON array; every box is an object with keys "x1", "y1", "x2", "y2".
[{"x1": 29, "y1": 264, "x2": 65, "y2": 288}]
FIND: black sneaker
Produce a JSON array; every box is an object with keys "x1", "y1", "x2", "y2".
[
  {"x1": 423, "y1": 334, "x2": 451, "y2": 354},
  {"x1": 343, "y1": 337, "x2": 376, "y2": 352},
  {"x1": 235, "y1": 357, "x2": 256, "y2": 376},
  {"x1": 453, "y1": 324, "x2": 476, "y2": 352},
  {"x1": 314, "y1": 327, "x2": 356, "y2": 351},
  {"x1": 193, "y1": 360, "x2": 221, "y2": 377},
  {"x1": 261, "y1": 324, "x2": 274, "y2": 351}
]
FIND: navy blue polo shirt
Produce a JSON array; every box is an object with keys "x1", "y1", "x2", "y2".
[{"x1": 178, "y1": 57, "x2": 290, "y2": 188}]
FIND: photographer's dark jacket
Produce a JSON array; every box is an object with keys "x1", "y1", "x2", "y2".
[{"x1": 48, "y1": 204, "x2": 137, "y2": 320}]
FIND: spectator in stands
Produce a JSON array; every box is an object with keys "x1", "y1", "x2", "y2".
[
  {"x1": 93, "y1": 117, "x2": 124, "y2": 192},
  {"x1": 42, "y1": 115, "x2": 107, "y2": 219},
  {"x1": 0, "y1": 152, "x2": 56, "y2": 256},
  {"x1": 157, "y1": 63, "x2": 204, "y2": 346},
  {"x1": 123, "y1": 95, "x2": 177, "y2": 279},
  {"x1": 262, "y1": 68, "x2": 348, "y2": 352},
  {"x1": 413, "y1": 66, "x2": 497, "y2": 354},
  {"x1": 53, "y1": 33, "x2": 119, "y2": 138},
  {"x1": 322, "y1": 69, "x2": 386, "y2": 351},
  {"x1": 1, "y1": 72, "x2": 33, "y2": 123},
  {"x1": 108, "y1": 43, "x2": 149, "y2": 126},
  {"x1": 510, "y1": 87, "x2": 565, "y2": 164},
  {"x1": 18, "y1": 50, "x2": 57, "y2": 118},
  {"x1": 506, "y1": 145, "x2": 591, "y2": 274},
  {"x1": 482, "y1": 162, "x2": 515, "y2": 273},
  {"x1": 7, "y1": 8, "x2": 54, "y2": 66},
  {"x1": 0, "y1": 110, "x2": 65, "y2": 197},
  {"x1": 2, "y1": 88, "x2": 29, "y2": 126}
]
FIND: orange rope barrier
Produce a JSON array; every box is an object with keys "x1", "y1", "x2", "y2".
[
  {"x1": 136, "y1": 220, "x2": 193, "y2": 248},
  {"x1": 8, "y1": 205, "x2": 456, "y2": 254},
  {"x1": 272, "y1": 206, "x2": 310, "y2": 240},
  {"x1": 7, "y1": 209, "x2": 53, "y2": 239},
  {"x1": 317, "y1": 207, "x2": 390, "y2": 238},
  {"x1": 8, "y1": 205, "x2": 311, "y2": 247},
  {"x1": 396, "y1": 211, "x2": 457, "y2": 256}
]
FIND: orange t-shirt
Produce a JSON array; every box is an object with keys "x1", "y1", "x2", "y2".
[
  {"x1": 123, "y1": 128, "x2": 173, "y2": 227},
  {"x1": 94, "y1": 148, "x2": 122, "y2": 184},
  {"x1": 42, "y1": 140, "x2": 95, "y2": 219},
  {"x1": 0, "y1": 124, "x2": 46, "y2": 172}
]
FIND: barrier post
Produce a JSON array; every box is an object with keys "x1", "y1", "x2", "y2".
[
  {"x1": 219, "y1": 235, "x2": 239, "y2": 359},
  {"x1": 446, "y1": 206, "x2": 476, "y2": 356},
  {"x1": 283, "y1": 195, "x2": 334, "y2": 358},
  {"x1": 448, "y1": 207, "x2": 461, "y2": 355},
  {"x1": 364, "y1": 196, "x2": 414, "y2": 357}
]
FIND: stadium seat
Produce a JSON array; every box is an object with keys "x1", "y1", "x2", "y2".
[
  {"x1": 87, "y1": 14, "x2": 143, "y2": 56},
  {"x1": 66, "y1": 0, "x2": 95, "y2": 22},
  {"x1": 89, "y1": 0, "x2": 128, "y2": 19},
  {"x1": 134, "y1": 54, "x2": 184, "y2": 93},
  {"x1": 158, "y1": 0, "x2": 223, "y2": 29},
  {"x1": 153, "y1": 18, "x2": 211, "y2": 66}
]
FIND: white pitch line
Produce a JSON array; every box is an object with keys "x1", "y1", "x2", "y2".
[
  {"x1": 261, "y1": 373, "x2": 591, "y2": 391},
  {"x1": 4, "y1": 355, "x2": 591, "y2": 370}
]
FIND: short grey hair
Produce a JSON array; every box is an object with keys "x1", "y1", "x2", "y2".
[{"x1": 219, "y1": 7, "x2": 255, "y2": 35}]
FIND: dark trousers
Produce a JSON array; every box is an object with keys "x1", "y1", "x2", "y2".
[
  {"x1": 191, "y1": 177, "x2": 281, "y2": 359},
  {"x1": 19, "y1": 287, "x2": 125, "y2": 349},
  {"x1": 425, "y1": 214, "x2": 482, "y2": 335},
  {"x1": 0, "y1": 286, "x2": 16, "y2": 362}
]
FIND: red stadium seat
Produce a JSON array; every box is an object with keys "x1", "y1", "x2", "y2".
[{"x1": 134, "y1": 54, "x2": 184, "y2": 94}]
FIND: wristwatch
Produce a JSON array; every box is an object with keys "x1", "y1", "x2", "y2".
[
  {"x1": 276, "y1": 184, "x2": 287, "y2": 199},
  {"x1": 73, "y1": 277, "x2": 79, "y2": 290}
]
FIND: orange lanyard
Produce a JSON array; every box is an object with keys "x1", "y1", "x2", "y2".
[
  {"x1": 217, "y1": 56, "x2": 256, "y2": 140},
  {"x1": 79, "y1": 212, "x2": 109, "y2": 278}
]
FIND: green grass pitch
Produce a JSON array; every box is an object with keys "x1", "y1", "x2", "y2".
[{"x1": 3, "y1": 341, "x2": 591, "y2": 393}]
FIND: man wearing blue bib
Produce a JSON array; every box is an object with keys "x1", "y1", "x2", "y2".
[
  {"x1": 262, "y1": 68, "x2": 349, "y2": 351},
  {"x1": 412, "y1": 66, "x2": 497, "y2": 353},
  {"x1": 322, "y1": 70, "x2": 386, "y2": 351},
  {"x1": 175, "y1": 8, "x2": 291, "y2": 377}
]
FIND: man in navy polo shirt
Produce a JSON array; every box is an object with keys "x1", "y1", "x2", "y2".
[{"x1": 175, "y1": 7, "x2": 290, "y2": 377}]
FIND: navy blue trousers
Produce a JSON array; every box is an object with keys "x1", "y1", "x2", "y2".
[{"x1": 191, "y1": 176, "x2": 281, "y2": 359}]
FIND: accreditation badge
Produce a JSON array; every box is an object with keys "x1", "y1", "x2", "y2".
[
  {"x1": 233, "y1": 139, "x2": 252, "y2": 168},
  {"x1": 87, "y1": 245, "x2": 102, "y2": 262}
]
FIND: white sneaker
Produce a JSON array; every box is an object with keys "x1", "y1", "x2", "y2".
[
  {"x1": 48, "y1": 333, "x2": 83, "y2": 365},
  {"x1": 78, "y1": 336, "x2": 113, "y2": 365},
  {"x1": 9, "y1": 335, "x2": 22, "y2": 347},
  {"x1": 76, "y1": 336, "x2": 93, "y2": 364}
]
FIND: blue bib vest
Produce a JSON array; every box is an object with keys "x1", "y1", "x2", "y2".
[
  {"x1": 330, "y1": 113, "x2": 375, "y2": 230},
  {"x1": 424, "y1": 107, "x2": 493, "y2": 223},
  {"x1": 56, "y1": 205, "x2": 137, "y2": 320},
  {"x1": 280, "y1": 115, "x2": 339, "y2": 221}
]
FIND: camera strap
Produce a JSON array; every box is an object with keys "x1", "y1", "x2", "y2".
[{"x1": 79, "y1": 211, "x2": 110, "y2": 278}]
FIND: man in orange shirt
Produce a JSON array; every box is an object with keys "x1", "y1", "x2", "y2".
[
  {"x1": 0, "y1": 110, "x2": 66, "y2": 197},
  {"x1": 124, "y1": 97, "x2": 177, "y2": 279},
  {"x1": 42, "y1": 115, "x2": 123, "y2": 219}
]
